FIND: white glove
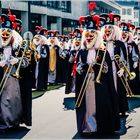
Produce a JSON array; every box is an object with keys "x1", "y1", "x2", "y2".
[
  {"x1": 9, "y1": 57, "x2": 19, "y2": 65},
  {"x1": 62, "y1": 52, "x2": 66, "y2": 58},
  {"x1": 76, "y1": 62, "x2": 84, "y2": 75},
  {"x1": 133, "y1": 62, "x2": 138, "y2": 69},
  {"x1": 117, "y1": 68, "x2": 125, "y2": 78},
  {"x1": 0, "y1": 60, "x2": 7, "y2": 67}
]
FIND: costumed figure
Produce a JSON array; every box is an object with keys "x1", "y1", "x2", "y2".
[
  {"x1": 75, "y1": 15, "x2": 120, "y2": 134},
  {"x1": 100, "y1": 13, "x2": 129, "y2": 116},
  {"x1": 13, "y1": 18, "x2": 33, "y2": 126},
  {"x1": 56, "y1": 35, "x2": 69, "y2": 84},
  {"x1": 135, "y1": 27, "x2": 140, "y2": 72},
  {"x1": 33, "y1": 26, "x2": 49, "y2": 91},
  {"x1": 28, "y1": 39, "x2": 38, "y2": 90},
  {"x1": 67, "y1": 33, "x2": 75, "y2": 52},
  {"x1": 47, "y1": 30, "x2": 60, "y2": 84},
  {"x1": 65, "y1": 29, "x2": 82, "y2": 94},
  {"x1": 119, "y1": 22, "x2": 139, "y2": 95},
  {"x1": 0, "y1": 13, "x2": 28, "y2": 130}
]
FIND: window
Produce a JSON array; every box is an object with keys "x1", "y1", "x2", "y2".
[
  {"x1": 30, "y1": 14, "x2": 41, "y2": 35},
  {"x1": 105, "y1": 9, "x2": 108, "y2": 13},
  {"x1": 122, "y1": 8, "x2": 126, "y2": 15},
  {"x1": 47, "y1": 1, "x2": 53, "y2": 8},
  {"x1": 127, "y1": 8, "x2": 132, "y2": 15},
  {"x1": 30, "y1": 1, "x2": 43, "y2": 6},
  {"x1": 100, "y1": 7, "x2": 104, "y2": 13},
  {"x1": 47, "y1": 1, "x2": 71, "y2": 13},
  {"x1": 61, "y1": 1, "x2": 71, "y2": 13}
]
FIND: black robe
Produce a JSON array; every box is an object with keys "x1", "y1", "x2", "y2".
[
  {"x1": 114, "y1": 40, "x2": 129, "y2": 114},
  {"x1": 16, "y1": 48, "x2": 32, "y2": 126},
  {"x1": 65, "y1": 50, "x2": 78, "y2": 94},
  {"x1": 127, "y1": 41, "x2": 140, "y2": 95},
  {"x1": 75, "y1": 49, "x2": 120, "y2": 133},
  {"x1": 30, "y1": 50, "x2": 37, "y2": 89},
  {"x1": 19, "y1": 65, "x2": 32, "y2": 126},
  {"x1": 56, "y1": 47, "x2": 69, "y2": 84},
  {"x1": 36, "y1": 45, "x2": 50, "y2": 91}
]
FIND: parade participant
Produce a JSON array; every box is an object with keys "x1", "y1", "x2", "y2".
[
  {"x1": 33, "y1": 26, "x2": 49, "y2": 91},
  {"x1": 119, "y1": 22, "x2": 139, "y2": 95},
  {"x1": 65, "y1": 29, "x2": 82, "y2": 94},
  {"x1": 67, "y1": 33, "x2": 75, "y2": 51},
  {"x1": 100, "y1": 13, "x2": 129, "y2": 117},
  {"x1": 56, "y1": 35, "x2": 69, "y2": 84},
  {"x1": 75, "y1": 15, "x2": 120, "y2": 134},
  {"x1": 13, "y1": 18, "x2": 33, "y2": 126},
  {"x1": 135, "y1": 27, "x2": 140, "y2": 71},
  {"x1": 29, "y1": 40, "x2": 38, "y2": 90},
  {"x1": 47, "y1": 30, "x2": 60, "y2": 85},
  {"x1": 0, "y1": 13, "x2": 28, "y2": 130}
]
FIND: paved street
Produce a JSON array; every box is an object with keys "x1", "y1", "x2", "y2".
[{"x1": 0, "y1": 86, "x2": 140, "y2": 139}]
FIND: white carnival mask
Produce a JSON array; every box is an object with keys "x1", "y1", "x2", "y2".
[
  {"x1": 121, "y1": 31, "x2": 129, "y2": 43},
  {"x1": 74, "y1": 38, "x2": 81, "y2": 50},
  {"x1": 33, "y1": 35, "x2": 42, "y2": 46},
  {"x1": 0, "y1": 28, "x2": 13, "y2": 47},
  {"x1": 104, "y1": 25, "x2": 114, "y2": 41},
  {"x1": 85, "y1": 29, "x2": 98, "y2": 49}
]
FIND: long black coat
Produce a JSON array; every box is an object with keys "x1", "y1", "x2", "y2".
[
  {"x1": 19, "y1": 65, "x2": 32, "y2": 126},
  {"x1": 114, "y1": 40, "x2": 129, "y2": 114},
  {"x1": 36, "y1": 45, "x2": 50, "y2": 90},
  {"x1": 56, "y1": 48, "x2": 69, "y2": 84},
  {"x1": 75, "y1": 49, "x2": 120, "y2": 133},
  {"x1": 30, "y1": 50, "x2": 37, "y2": 89},
  {"x1": 127, "y1": 41, "x2": 140, "y2": 95},
  {"x1": 65, "y1": 50, "x2": 77, "y2": 94}
]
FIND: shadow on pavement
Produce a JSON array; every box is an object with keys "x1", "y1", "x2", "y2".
[
  {"x1": 63, "y1": 97, "x2": 75, "y2": 110},
  {"x1": 0, "y1": 126, "x2": 30, "y2": 139},
  {"x1": 72, "y1": 132, "x2": 120, "y2": 139},
  {"x1": 128, "y1": 96, "x2": 140, "y2": 112}
]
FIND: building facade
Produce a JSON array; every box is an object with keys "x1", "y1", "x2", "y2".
[
  {"x1": 1, "y1": 0, "x2": 122, "y2": 35},
  {"x1": 1, "y1": 0, "x2": 89, "y2": 35},
  {"x1": 116, "y1": 1, "x2": 140, "y2": 26}
]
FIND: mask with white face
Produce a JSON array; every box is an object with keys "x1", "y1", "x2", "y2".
[
  {"x1": 0, "y1": 28, "x2": 13, "y2": 47},
  {"x1": 33, "y1": 35, "x2": 42, "y2": 46},
  {"x1": 85, "y1": 30, "x2": 98, "y2": 49},
  {"x1": 74, "y1": 38, "x2": 81, "y2": 50},
  {"x1": 121, "y1": 31, "x2": 129, "y2": 43},
  {"x1": 104, "y1": 25, "x2": 114, "y2": 41}
]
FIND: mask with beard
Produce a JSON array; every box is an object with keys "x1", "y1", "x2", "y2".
[
  {"x1": 74, "y1": 38, "x2": 81, "y2": 50},
  {"x1": 85, "y1": 30, "x2": 98, "y2": 49},
  {"x1": 48, "y1": 37, "x2": 56, "y2": 46},
  {"x1": 104, "y1": 25, "x2": 114, "y2": 41},
  {"x1": 121, "y1": 31, "x2": 129, "y2": 43},
  {"x1": 33, "y1": 35, "x2": 42, "y2": 46},
  {"x1": 0, "y1": 28, "x2": 13, "y2": 47},
  {"x1": 59, "y1": 41, "x2": 64, "y2": 49}
]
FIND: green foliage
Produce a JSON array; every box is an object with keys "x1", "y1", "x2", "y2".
[{"x1": 32, "y1": 84, "x2": 63, "y2": 99}]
